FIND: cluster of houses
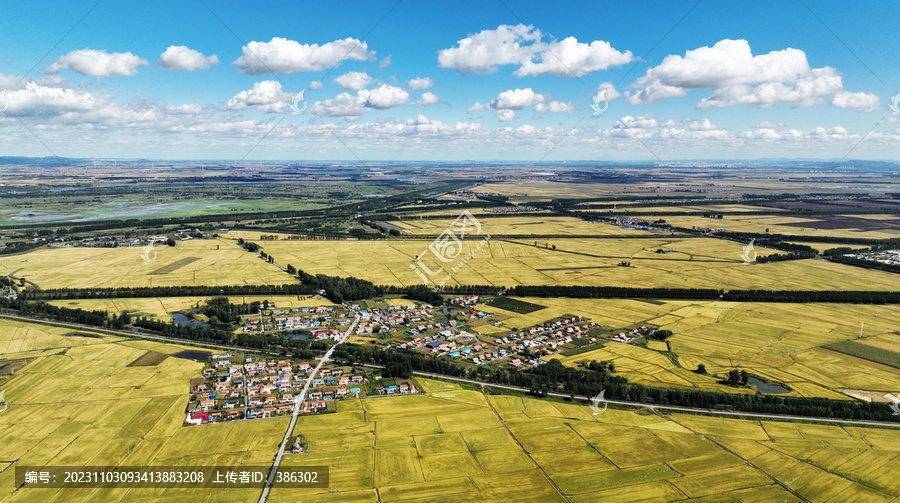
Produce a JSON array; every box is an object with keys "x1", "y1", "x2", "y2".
[
  {"x1": 242, "y1": 304, "x2": 352, "y2": 334},
  {"x1": 488, "y1": 206, "x2": 544, "y2": 213},
  {"x1": 601, "y1": 217, "x2": 672, "y2": 233},
  {"x1": 49, "y1": 229, "x2": 205, "y2": 248},
  {"x1": 350, "y1": 304, "x2": 435, "y2": 335},
  {"x1": 185, "y1": 355, "x2": 389, "y2": 426}
]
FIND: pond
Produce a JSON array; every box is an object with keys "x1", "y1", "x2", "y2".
[
  {"x1": 747, "y1": 376, "x2": 791, "y2": 394},
  {"x1": 172, "y1": 313, "x2": 210, "y2": 328},
  {"x1": 173, "y1": 350, "x2": 211, "y2": 362},
  {"x1": 283, "y1": 333, "x2": 309, "y2": 340}
]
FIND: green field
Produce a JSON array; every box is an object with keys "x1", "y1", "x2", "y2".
[
  {"x1": 823, "y1": 341, "x2": 900, "y2": 369},
  {"x1": 486, "y1": 297, "x2": 547, "y2": 314}
]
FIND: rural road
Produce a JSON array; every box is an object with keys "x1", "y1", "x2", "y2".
[
  {"x1": 2, "y1": 312, "x2": 898, "y2": 430},
  {"x1": 258, "y1": 313, "x2": 360, "y2": 503},
  {"x1": 0, "y1": 312, "x2": 265, "y2": 354},
  {"x1": 406, "y1": 371, "x2": 900, "y2": 429}
]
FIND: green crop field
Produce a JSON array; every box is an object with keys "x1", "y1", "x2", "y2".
[
  {"x1": 822, "y1": 341, "x2": 900, "y2": 369},
  {"x1": 486, "y1": 297, "x2": 547, "y2": 314}
]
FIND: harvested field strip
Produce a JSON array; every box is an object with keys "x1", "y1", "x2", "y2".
[
  {"x1": 127, "y1": 351, "x2": 169, "y2": 367},
  {"x1": 150, "y1": 257, "x2": 201, "y2": 274}
]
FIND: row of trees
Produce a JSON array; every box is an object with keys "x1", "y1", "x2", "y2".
[{"x1": 329, "y1": 343, "x2": 899, "y2": 421}]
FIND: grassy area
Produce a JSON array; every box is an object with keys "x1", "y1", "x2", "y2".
[
  {"x1": 823, "y1": 341, "x2": 900, "y2": 369},
  {"x1": 127, "y1": 351, "x2": 169, "y2": 367},
  {"x1": 486, "y1": 297, "x2": 547, "y2": 314}
]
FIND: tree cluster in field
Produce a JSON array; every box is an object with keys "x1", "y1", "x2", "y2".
[
  {"x1": 649, "y1": 329, "x2": 673, "y2": 341},
  {"x1": 403, "y1": 285, "x2": 444, "y2": 306},
  {"x1": 723, "y1": 369, "x2": 750, "y2": 386},
  {"x1": 200, "y1": 297, "x2": 260, "y2": 324},
  {"x1": 0, "y1": 296, "x2": 113, "y2": 327},
  {"x1": 751, "y1": 239, "x2": 818, "y2": 263},
  {"x1": 294, "y1": 269, "x2": 383, "y2": 303},
  {"x1": 0, "y1": 240, "x2": 45, "y2": 256}
]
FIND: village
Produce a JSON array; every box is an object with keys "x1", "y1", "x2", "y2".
[
  {"x1": 187, "y1": 295, "x2": 661, "y2": 427},
  {"x1": 185, "y1": 355, "x2": 418, "y2": 426}
]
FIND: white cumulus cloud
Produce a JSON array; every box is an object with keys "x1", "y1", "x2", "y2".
[
  {"x1": 223, "y1": 80, "x2": 292, "y2": 113},
  {"x1": 413, "y1": 92, "x2": 440, "y2": 107},
  {"x1": 515, "y1": 37, "x2": 632, "y2": 77},
  {"x1": 438, "y1": 24, "x2": 630, "y2": 77},
  {"x1": 234, "y1": 37, "x2": 374, "y2": 74},
  {"x1": 832, "y1": 91, "x2": 880, "y2": 112},
  {"x1": 47, "y1": 49, "x2": 147, "y2": 76},
  {"x1": 407, "y1": 77, "x2": 435, "y2": 91},
  {"x1": 159, "y1": 46, "x2": 218, "y2": 71},
  {"x1": 627, "y1": 39, "x2": 875, "y2": 111},
  {"x1": 334, "y1": 71, "x2": 373, "y2": 90},
  {"x1": 496, "y1": 109, "x2": 516, "y2": 122},
  {"x1": 533, "y1": 101, "x2": 575, "y2": 113}
]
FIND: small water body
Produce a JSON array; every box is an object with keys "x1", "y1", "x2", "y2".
[
  {"x1": 283, "y1": 333, "x2": 309, "y2": 340},
  {"x1": 172, "y1": 313, "x2": 210, "y2": 328},
  {"x1": 173, "y1": 350, "x2": 211, "y2": 362},
  {"x1": 747, "y1": 376, "x2": 791, "y2": 393}
]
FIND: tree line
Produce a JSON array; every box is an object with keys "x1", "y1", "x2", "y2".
[{"x1": 330, "y1": 343, "x2": 899, "y2": 422}]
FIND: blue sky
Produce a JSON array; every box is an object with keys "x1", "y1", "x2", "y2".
[{"x1": 1, "y1": 0, "x2": 898, "y2": 161}]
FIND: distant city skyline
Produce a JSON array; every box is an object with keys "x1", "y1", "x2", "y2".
[{"x1": 1, "y1": 0, "x2": 898, "y2": 161}]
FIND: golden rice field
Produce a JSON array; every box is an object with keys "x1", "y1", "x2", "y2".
[
  {"x1": 477, "y1": 298, "x2": 900, "y2": 400},
  {"x1": 388, "y1": 215, "x2": 649, "y2": 236},
  {"x1": 568, "y1": 204, "x2": 782, "y2": 214},
  {"x1": 47, "y1": 295, "x2": 340, "y2": 322},
  {"x1": 1, "y1": 320, "x2": 899, "y2": 502},
  {"x1": 272, "y1": 378, "x2": 900, "y2": 502},
  {"x1": 252, "y1": 236, "x2": 899, "y2": 291},
  {"x1": 0, "y1": 238, "x2": 287, "y2": 289},
  {"x1": 5, "y1": 235, "x2": 897, "y2": 292},
  {"x1": 660, "y1": 214, "x2": 900, "y2": 240}
]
